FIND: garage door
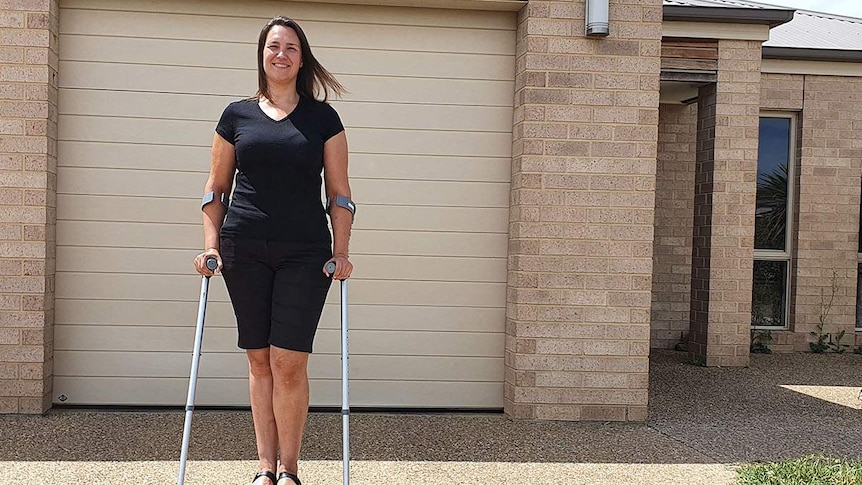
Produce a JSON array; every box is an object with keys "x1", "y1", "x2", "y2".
[{"x1": 53, "y1": 0, "x2": 515, "y2": 408}]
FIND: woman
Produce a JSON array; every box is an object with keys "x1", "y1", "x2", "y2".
[{"x1": 193, "y1": 16, "x2": 354, "y2": 485}]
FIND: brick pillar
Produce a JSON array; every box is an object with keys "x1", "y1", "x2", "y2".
[
  {"x1": 505, "y1": 0, "x2": 661, "y2": 421},
  {"x1": 688, "y1": 40, "x2": 762, "y2": 367},
  {"x1": 0, "y1": 0, "x2": 58, "y2": 413},
  {"x1": 651, "y1": 103, "x2": 696, "y2": 349},
  {"x1": 792, "y1": 75, "x2": 862, "y2": 351}
]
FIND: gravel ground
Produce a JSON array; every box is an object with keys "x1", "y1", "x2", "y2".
[{"x1": 1, "y1": 349, "x2": 859, "y2": 484}]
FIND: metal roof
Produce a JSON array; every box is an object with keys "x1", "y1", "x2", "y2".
[
  {"x1": 663, "y1": 0, "x2": 862, "y2": 62},
  {"x1": 663, "y1": 0, "x2": 862, "y2": 52}
]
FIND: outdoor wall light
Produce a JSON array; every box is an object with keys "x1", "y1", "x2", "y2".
[{"x1": 586, "y1": 0, "x2": 610, "y2": 37}]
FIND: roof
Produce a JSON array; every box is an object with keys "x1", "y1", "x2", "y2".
[{"x1": 663, "y1": 0, "x2": 862, "y2": 61}]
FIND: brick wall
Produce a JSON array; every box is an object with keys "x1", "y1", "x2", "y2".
[
  {"x1": 792, "y1": 75, "x2": 862, "y2": 351},
  {"x1": 760, "y1": 73, "x2": 803, "y2": 111},
  {"x1": 688, "y1": 40, "x2": 762, "y2": 367},
  {"x1": 651, "y1": 103, "x2": 696, "y2": 349},
  {"x1": 505, "y1": 0, "x2": 661, "y2": 421},
  {"x1": 0, "y1": 0, "x2": 58, "y2": 413}
]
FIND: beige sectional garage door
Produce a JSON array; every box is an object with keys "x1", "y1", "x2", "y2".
[{"x1": 53, "y1": 0, "x2": 515, "y2": 407}]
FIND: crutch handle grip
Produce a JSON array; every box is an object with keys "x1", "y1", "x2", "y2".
[
  {"x1": 325, "y1": 261, "x2": 337, "y2": 276},
  {"x1": 205, "y1": 257, "x2": 218, "y2": 271}
]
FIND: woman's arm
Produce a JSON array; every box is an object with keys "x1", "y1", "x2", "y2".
[
  {"x1": 323, "y1": 131, "x2": 354, "y2": 280},
  {"x1": 194, "y1": 133, "x2": 236, "y2": 275}
]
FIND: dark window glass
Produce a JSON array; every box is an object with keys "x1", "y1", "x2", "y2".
[
  {"x1": 755, "y1": 117, "x2": 791, "y2": 250},
  {"x1": 752, "y1": 260, "x2": 787, "y2": 327}
]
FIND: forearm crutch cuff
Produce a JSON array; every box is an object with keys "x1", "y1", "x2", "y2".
[
  {"x1": 201, "y1": 191, "x2": 229, "y2": 210},
  {"x1": 326, "y1": 195, "x2": 356, "y2": 221}
]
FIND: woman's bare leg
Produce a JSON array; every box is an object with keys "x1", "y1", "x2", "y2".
[
  {"x1": 270, "y1": 346, "x2": 310, "y2": 484},
  {"x1": 248, "y1": 348, "x2": 278, "y2": 484}
]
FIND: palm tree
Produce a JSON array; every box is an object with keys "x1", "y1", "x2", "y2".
[{"x1": 755, "y1": 163, "x2": 788, "y2": 250}]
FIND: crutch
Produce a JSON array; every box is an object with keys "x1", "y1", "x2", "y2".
[
  {"x1": 326, "y1": 261, "x2": 350, "y2": 485},
  {"x1": 178, "y1": 256, "x2": 218, "y2": 485}
]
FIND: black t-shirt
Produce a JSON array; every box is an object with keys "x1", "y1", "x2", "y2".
[{"x1": 215, "y1": 96, "x2": 344, "y2": 245}]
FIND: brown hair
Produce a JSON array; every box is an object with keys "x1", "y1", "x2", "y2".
[{"x1": 255, "y1": 16, "x2": 345, "y2": 102}]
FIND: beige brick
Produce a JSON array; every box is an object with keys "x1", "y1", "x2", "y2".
[
  {"x1": 23, "y1": 83, "x2": 47, "y2": 100},
  {"x1": 626, "y1": 406, "x2": 648, "y2": 421},
  {"x1": 0, "y1": 363, "x2": 17, "y2": 379},
  {"x1": 0, "y1": 295, "x2": 20, "y2": 310},
  {"x1": 0, "y1": 46, "x2": 24, "y2": 63},
  {"x1": 0, "y1": 11, "x2": 25, "y2": 28},
  {"x1": 26, "y1": 11, "x2": 48, "y2": 29},
  {"x1": 0, "y1": 136, "x2": 47, "y2": 154},
  {"x1": 0, "y1": 378, "x2": 41, "y2": 397},
  {"x1": 21, "y1": 327, "x2": 46, "y2": 344},
  {"x1": 0, "y1": 328, "x2": 19, "y2": 344},
  {"x1": 0, "y1": 29, "x2": 49, "y2": 47},
  {"x1": 0, "y1": 84, "x2": 24, "y2": 101},
  {"x1": 0, "y1": 397, "x2": 18, "y2": 413},
  {"x1": 18, "y1": 395, "x2": 49, "y2": 414},
  {"x1": 19, "y1": 362, "x2": 44, "y2": 379},
  {"x1": 20, "y1": 295, "x2": 43, "y2": 311},
  {"x1": 581, "y1": 405, "x2": 626, "y2": 421}
]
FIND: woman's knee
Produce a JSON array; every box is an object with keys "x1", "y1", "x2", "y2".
[
  {"x1": 247, "y1": 348, "x2": 272, "y2": 378},
  {"x1": 270, "y1": 348, "x2": 308, "y2": 381}
]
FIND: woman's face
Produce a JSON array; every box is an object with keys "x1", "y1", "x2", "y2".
[{"x1": 262, "y1": 25, "x2": 302, "y2": 86}]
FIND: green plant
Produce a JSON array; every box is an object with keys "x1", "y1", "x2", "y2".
[
  {"x1": 736, "y1": 454, "x2": 862, "y2": 484},
  {"x1": 810, "y1": 271, "x2": 848, "y2": 353},
  {"x1": 750, "y1": 329, "x2": 773, "y2": 354}
]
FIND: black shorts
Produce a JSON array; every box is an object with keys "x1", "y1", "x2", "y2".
[{"x1": 220, "y1": 237, "x2": 332, "y2": 353}]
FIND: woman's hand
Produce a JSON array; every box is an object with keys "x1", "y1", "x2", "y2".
[
  {"x1": 193, "y1": 248, "x2": 222, "y2": 276},
  {"x1": 324, "y1": 254, "x2": 353, "y2": 280}
]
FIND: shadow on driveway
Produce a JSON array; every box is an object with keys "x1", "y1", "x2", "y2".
[{"x1": 0, "y1": 350, "x2": 859, "y2": 465}]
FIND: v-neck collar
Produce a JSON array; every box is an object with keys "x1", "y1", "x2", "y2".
[{"x1": 257, "y1": 95, "x2": 303, "y2": 123}]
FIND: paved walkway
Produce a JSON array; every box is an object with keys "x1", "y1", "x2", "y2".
[{"x1": 1, "y1": 350, "x2": 860, "y2": 484}]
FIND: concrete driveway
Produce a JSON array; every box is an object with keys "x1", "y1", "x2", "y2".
[{"x1": 1, "y1": 350, "x2": 859, "y2": 484}]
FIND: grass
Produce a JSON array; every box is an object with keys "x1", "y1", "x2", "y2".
[{"x1": 736, "y1": 455, "x2": 862, "y2": 484}]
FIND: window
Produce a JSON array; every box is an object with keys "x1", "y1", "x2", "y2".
[{"x1": 752, "y1": 115, "x2": 794, "y2": 328}]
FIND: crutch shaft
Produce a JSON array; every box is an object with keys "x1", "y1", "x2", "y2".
[
  {"x1": 341, "y1": 278, "x2": 350, "y2": 485},
  {"x1": 178, "y1": 257, "x2": 217, "y2": 485}
]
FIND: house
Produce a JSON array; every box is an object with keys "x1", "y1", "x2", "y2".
[{"x1": 0, "y1": 0, "x2": 859, "y2": 421}]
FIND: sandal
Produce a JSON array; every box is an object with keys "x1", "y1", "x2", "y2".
[
  {"x1": 277, "y1": 471, "x2": 302, "y2": 485},
  {"x1": 252, "y1": 471, "x2": 277, "y2": 484}
]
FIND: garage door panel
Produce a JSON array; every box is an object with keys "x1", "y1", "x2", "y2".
[
  {"x1": 53, "y1": 376, "x2": 503, "y2": 407},
  {"x1": 59, "y1": 141, "x2": 511, "y2": 182},
  {"x1": 56, "y1": 273, "x2": 507, "y2": 307},
  {"x1": 58, "y1": 194, "x2": 509, "y2": 232},
  {"x1": 59, "y1": 167, "x2": 509, "y2": 207},
  {"x1": 62, "y1": 0, "x2": 517, "y2": 31},
  {"x1": 60, "y1": 35, "x2": 514, "y2": 81},
  {"x1": 60, "y1": 89, "x2": 515, "y2": 133},
  {"x1": 56, "y1": 326, "x2": 503, "y2": 357},
  {"x1": 57, "y1": 247, "x2": 507, "y2": 283},
  {"x1": 58, "y1": 221, "x2": 508, "y2": 257},
  {"x1": 56, "y1": 299, "x2": 506, "y2": 332},
  {"x1": 59, "y1": 62, "x2": 515, "y2": 106},
  {"x1": 60, "y1": 10, "x2": 515, "y2": 54},
  {"x1": 56, "y1": 351, "x2": 504, "y2": 382},
  {"x1": 59, "y1": 115, "x2": 513, "y2": 157}
]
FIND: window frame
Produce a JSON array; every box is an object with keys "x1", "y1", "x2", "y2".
[{"x1": 752, "y1": 112, "x2": 796, "y2": 330}]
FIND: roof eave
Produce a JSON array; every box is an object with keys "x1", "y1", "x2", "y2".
[
  {"x1": 663, "y1": 5, "x2": 794, "y2": 28},
  {"x1": 763, "y1": 47, "x2": 862, "y2": 63}
]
